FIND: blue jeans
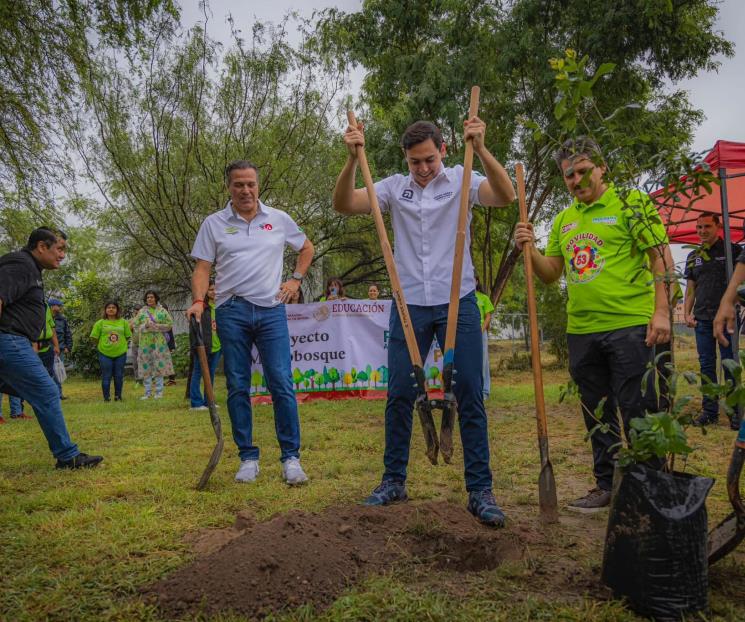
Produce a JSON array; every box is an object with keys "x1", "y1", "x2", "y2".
[
  {"x1": 481, "y1": 330, "x2": 491, "y2": 398},
  {"x1": 1, "y1": 393, "x2": 23, "y2": 416},
  {"x1": 190, "y1": 349, "x2": 222, "y2": 407},
  {"x1": 216, "y1": 297, "x2": 300, "y2": 462},
  {"x1": 98, "y1": 352, "x2": 126, "y2": 400},
  {"x1": 384, "y1": 291, "x2": 492, "y2": 491},
  {"x1": 695, "y1": 319, "x2": 738, "y2": 418},
  {"x1": 0, "y1": 333, "x2": 79, "y2": 460}
]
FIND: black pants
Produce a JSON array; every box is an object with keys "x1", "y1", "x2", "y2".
[{"x1": 568, "y1": 325, "x2": 655, "y2": 491}]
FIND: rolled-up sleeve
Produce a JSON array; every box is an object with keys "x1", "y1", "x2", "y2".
[{"x1": 191, "y1": 220, "x2": 216, "y2": 262}]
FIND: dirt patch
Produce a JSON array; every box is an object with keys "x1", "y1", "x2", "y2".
[{"x1": 145, "y1": 501, "x2": 524, "y2": 620}]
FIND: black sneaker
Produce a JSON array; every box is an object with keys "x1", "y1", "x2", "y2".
[
  {"x1": 114, "y1": 397, "x2": 122, "y2": 402},
  {"x1": 362, "y1": 480, "x2": 408, "y2": 506},
  {"x1": 693, "y1": 412, "x2": 719, "y2": 427},
  {"x1": 567, "y1": 487, "x2": 611, "y2": 513},
  {"x1": 55, "y1": 453, "x2": 104, "y2": 470},
  {"x1": 467, "y1": 490, "x2": 506, "y2": 527}
]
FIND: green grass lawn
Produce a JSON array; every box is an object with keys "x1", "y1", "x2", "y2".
[{"x1": 1, "y1": 358, "x2": 743, "y2": 621}]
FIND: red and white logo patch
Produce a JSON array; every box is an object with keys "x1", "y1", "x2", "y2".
[{"x1": 259, "y1": 223, "x2": 273, "y2": 231}]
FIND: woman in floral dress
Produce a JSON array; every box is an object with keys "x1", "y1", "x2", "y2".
[{"x1": 134, "y1": 290, "x2": 174, "y2": 399}]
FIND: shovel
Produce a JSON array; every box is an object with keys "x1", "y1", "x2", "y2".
[
  {"x1": 436, "y1": 85, "x2": 480, "y2": 463},
  {"x1": 346, "y1": 110, "x2": 439, "y2": 464},
  {"x1": 516, "y1": 162, "x2": 560, "y2": 523},
  {"x1": 708, "y1": 418, "x2": 745, "y2": 564},
  {"x1": 189, "y1": 314, "x2": 224, "y2": 490}
]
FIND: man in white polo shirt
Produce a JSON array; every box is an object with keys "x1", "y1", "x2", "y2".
[
  {"x1": 333, "y1": 119, "x2": 515, "y2": 526},
  {"x1": 187, "y1": 160, "x2": 314, "y2": 485}
]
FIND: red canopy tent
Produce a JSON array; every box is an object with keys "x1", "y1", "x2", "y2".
[{"x1": 652, "y1": 140, "x2": 745, "y2": 244}]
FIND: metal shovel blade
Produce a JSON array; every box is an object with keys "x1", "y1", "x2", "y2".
[
  {"x1": 708, "y1": 512, "x2": 745, "y2": 565},
  {"x1": 538, "y1": 460, "x2": 560, "y2": 523},
  {"x1": 196, "y1": 403, "x2": 224, "y2": 491},
  {"x1": 439, "y1": 398, "x2": 457, "y2": 464},
  {"x1": 416, "y1": 398, "x2": 439, "y2": 465}
]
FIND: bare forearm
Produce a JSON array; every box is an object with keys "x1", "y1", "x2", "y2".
[
  {"x1": 332, "y1": 156, "x2": 359, "y2": 215},
  {"x1": 295, "y1": 240, "x2": 314, "y2": 276},
  {"x1": 647, "y1": 246, "x2": 674, "y2": 313},
  {"x1": 530, "y1": 248, "x2": 563, "y2": 283},
  {"x1": 683, "y1": 282, "x2": 695, "y2": 316},
  {"x1": 191, "y1": 261, "x2": 211, "y2": 302},
  {"x1": 475, "y1": 146, "x2": 516, "y2": 206}
]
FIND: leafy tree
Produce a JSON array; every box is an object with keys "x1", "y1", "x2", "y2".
[
  {"x1": 370, "y1": 369, "x2": 381, "y2": 387},
  {"x1": 377, "y1": 365, "x2": 389, "y2": 385},
  {"x1": 0, "y1": 0, "x2": 177, "y2": 212},
  {"x1": 315, "y1": 0, "x2": 732, "y2": 306},
  {"x1": 305, "y1": 368, "x2": 317, "y2": 390},
  {"x1": 251, "y1": 370, "x2": 263, "y2": 393},
  {"x1": 343, "y1": 372, "x2": 353, "y2": 387},
  {"x1": 427, "y1": 365, "x2": 441, "y2": 387},
  {"x1": 327, "y1": 367, "x2": 340, "y2": 390},
  {"x1": 357, "y1": 370, "x2": 368, "y2": 385},
  {"x1": 314, "y1": 372, "x2": 325, "y2": 390},
  {"x1": 292, "y1": 368, "x2": 305, "y2": 390}
]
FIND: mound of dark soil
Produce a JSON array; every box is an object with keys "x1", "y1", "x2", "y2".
[{"x1": 145, "y1": 501, "x2": 523, "y2": 620}]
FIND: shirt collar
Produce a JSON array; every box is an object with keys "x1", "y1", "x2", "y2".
[
  {"x1": 571, "y1": 183, "x2": 616, "y2": 211},
  {"x1": 406, "y1": 164, "x2": 448, "y2": 189},
  {"x1": 225, "y1": 200, "x2": 267, "y2": 223},
  {"x1": 21, "y1": 247, "x2": 44, "y2": 273}
]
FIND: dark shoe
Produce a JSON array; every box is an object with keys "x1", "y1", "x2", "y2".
[
  {"x1": 114, "y1": 396, "x2": 122, "y2": 402},
  {"x1": 10, "y1": 413, "x2": 33, "y2": 420},
  {"x1": 693, "y1": 412, "x2": 719, "y2": 427},
  {"x1": 55, "y1": 453, "x2": 104, "y2": 470},
  {"x1": 104, "y1": 398, "x2": 111, "y2": 402},
  {"x1": 567, "y1": 487, "x2": 611, "y2": 513},
  {"x1": 363, "y1": 480, "x2": 408, "y2": 506},
  {"x1": 729, "y1": 411, "x2": 743, "y2": 431},
  {"x1": 166, "y1": 380, "x2": 177, "y2": 386},
  {"x1": 467, "y1": 489, "x2": 506, "y2": 527}
]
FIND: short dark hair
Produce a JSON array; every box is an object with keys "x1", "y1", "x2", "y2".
[
  {"x1": 26, "y1": 227, "x2": 67, "y2": 252},
  {"x1": 102, "y1": 301, "x2": 121, "y2": 319},
  {"x1": 401, "y1": 121, "x2": 443, "y2": 151},
  {"x1": 225, "y1": 160, "x2": 259, "y2": 184},
  {"x1": 697, "y1": 213, "x2": 721, "y2": 226},
  {"x1": 143, "y1": 290, "x2": 160, "y2": 305},
  {"x1": 553, "y1": 136, "x2": 604, "y2": 170}
]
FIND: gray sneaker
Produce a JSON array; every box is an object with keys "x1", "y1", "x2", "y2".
[
  {"x1": 567, "y1": 487, "x2": 611, "y2": 513},
  {"x1": 235, "y1": 459, "x2": 260, "y2": 483},
  {"x1": 282, "y1": 457, "x2": 308, "y2": 485}
]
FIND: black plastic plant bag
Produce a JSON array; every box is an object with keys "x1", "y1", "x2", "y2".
[{"x1": 602, "y1": 464, "x2": 714, "y2": 621}]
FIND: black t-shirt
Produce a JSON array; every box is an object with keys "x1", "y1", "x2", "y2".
[
  {"x1": 684, "y1": 239, "x2": 741, "y2": 321},
  {"x1": 0, "y1": 249, "x2": 46, "y2": 340}
]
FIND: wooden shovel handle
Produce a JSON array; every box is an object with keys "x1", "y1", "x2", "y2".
[
  {"x1": 444, "y1": 86, "x2": 480, "y2": 356},
  {"x1": 346, "y1": 111, "x2": 423, "y2": 368},
  {"x1": 516, "y1": 163, "x2": 550, "y2": 447}
]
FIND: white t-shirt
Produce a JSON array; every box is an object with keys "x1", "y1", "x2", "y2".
[
  {"x1": 374, "y1": 165, "x2": 484, "y2": 306},
  {"x1": 191, "y1": 201, "x2": 307, "y2": 308}
]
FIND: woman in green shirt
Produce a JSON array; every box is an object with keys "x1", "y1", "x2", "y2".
[
  {"x1": 133, "y1": 290, "x2": 174, "y2": 399},
  {"x1": 90, "y1": 301, "x2": 132, "y2": 402}
]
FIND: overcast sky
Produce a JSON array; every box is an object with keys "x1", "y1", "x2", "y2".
[{"x1": 181, "y1": 0, "x2": 743, "y2": 152}]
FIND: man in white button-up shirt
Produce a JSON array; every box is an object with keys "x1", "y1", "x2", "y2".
[
  {"x1": 333, "y1": 119, "x2": 515, "y2": 526},
  {"x1": 187, "y1": 160, "x2": 314, "y2": 486}
]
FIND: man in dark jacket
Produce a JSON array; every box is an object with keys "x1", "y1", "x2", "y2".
[
  {"x1": 0, "y1": 228, "x2": 103, "y2": 469},
  {"x1": 50, "y1": 298, "x2": 72, "y2": 399}
]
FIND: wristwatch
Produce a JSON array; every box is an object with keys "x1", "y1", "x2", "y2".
[{"x1": 291, "y1": 271, "x2": 304, "y2": 281}]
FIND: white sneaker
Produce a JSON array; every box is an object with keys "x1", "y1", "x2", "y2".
[
  {"x1": 190, "y1": 405, "x2": 208, "y2": 411},
  {"x1": 235, "y1": 459, "x2": 260, "y2": 483},
  {"x1": 282, "y1": 457, "x2": 308, "y2": 485},
  {"x1": 140, "y1": 395, "x2": 151, "y2": 400},
  {"x1": 153, "y1": 393, "x2": 163, "y2": 399}
]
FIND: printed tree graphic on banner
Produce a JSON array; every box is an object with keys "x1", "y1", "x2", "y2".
[
  {"x1": 327, "y1": 367, "x2": 340, "y2": 390},
  {"x1": 366, "y1": 364, "x2": 372, "y2": 386},
  {"x1": 350, "y1": 367, "x2": 358, "y2": 386},
  {"x1": 314, "y1": 372, "x2": 324, "y2": 390},
  {"x1": 251, "y1": 370, "x2": 263, "y2": 393},
  {"x1": 292, "y1": 368, "x2": 304, "y2": 390},
  {"x1": 427, "y1": 366, "x2": 441, "y2": 388},
  {"x1": 305, "y1": 368, "x2": 317, "y2": 390},
  {"x1": 357, "y1": 370, "x2": 368, "y2": 386},
  {"x1": 377, "y1": 365, "x2": 389, "y2": 385},
  {"x1": 343, "y1": 372, "x2": 353, "y2": 387},
  {"x1": 370, "y1": 369, "x2": 381, "y2": 387},
  {"x1": 302, "y1": 378, "x2": 310, "y2": 390}
]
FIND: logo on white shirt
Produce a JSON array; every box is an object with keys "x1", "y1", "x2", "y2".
[
  {"x1": 259, "y1": 223, "x2": 273, "y2": 231},
  {"x1": 225, "y1": 226, "x2": 238, "y2": 234},
  {"x1": 434, "y1": 191, "x2": 453, "y2": 201},
  {"x1": 400, "y1": 189, "x2": 414, "y2": 201}
]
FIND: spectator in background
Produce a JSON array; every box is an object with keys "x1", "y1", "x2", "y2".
[
  {"x1": 287, "y1": 288, "x2": 305, "y2": 304},
  {"x1": 90, "y1": 301, "x2": 132, "y2": 402},
  {"x1": 38, "y1": 302, "x2": 62, "y2": 398},
  {"x1": 368, "y1": 283, "x2": 380, "y2": 300},
  {"x1": 474, "y1": 277, "x2": 494, "y2": 401},
  {"x1": 684, "y1": 213, "x2": 742, "y2": 429},
  {"x1": 190, "y1": 282, "x2": 222, "y2": 410},
  {"x1": 321, "y1": 277, "x2": 346, "y2": 301},
  {"x1": 0, "y1": 393, "x2": 30, "y2": 423},
  {"x1": 50, "y1": 298, "x2": 72, "y2": 399},
  {"x1": 129, "y1": 304, "x2": 143, "y2": 385},
  {"x1": 133, "y1": 290, "x2": 174, "y2": 399}
]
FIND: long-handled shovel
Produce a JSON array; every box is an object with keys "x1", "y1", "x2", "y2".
[
  {"x1": 437, "y1": 85, "x2": 480, "y2": 463},
  {"x1": 708, "y1": 418, "x2": 745, "y2": 564},
  {"x1": 346, "y1": 110, "x2": 440, "y2": 464},
  {"x1": 516, "y1": 162, "x2": 560, "y2": 523},
  {"x1": 190, "y1": 314, "x2": 224, "y2": 490}
]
